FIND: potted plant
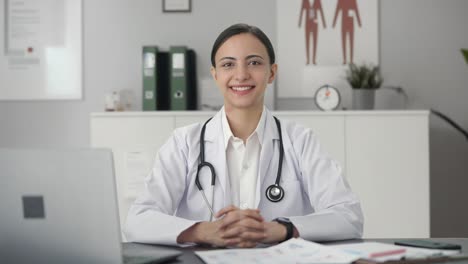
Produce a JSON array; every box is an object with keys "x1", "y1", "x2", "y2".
[{"x1": 345, "y1": 63, "x2": 383, "y2": 110}]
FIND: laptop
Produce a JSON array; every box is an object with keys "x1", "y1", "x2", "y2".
[{"x1": 0, "y1": 148, "x2": 182, "y2": 264}]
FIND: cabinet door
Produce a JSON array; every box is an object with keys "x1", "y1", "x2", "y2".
[
  {"x1": 91, "y1": 116, "x2": 174, "y2": 148},
  {"x1": 91, "y1": 115, "x2": 175, "y2": 237},
  {"x1": 346, "y1": 114, "x2": 429, "y2": 238},
  {"x1": 275, "y1": 114, "x2": 346, "y2": 172}
]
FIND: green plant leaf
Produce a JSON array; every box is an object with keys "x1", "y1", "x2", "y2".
[
  {"x1": 345, "y1": 63, "x2": 383, "y2": 89},
  {"x1": 462, "y1": 49, "x2": 468, "y2": 64}
]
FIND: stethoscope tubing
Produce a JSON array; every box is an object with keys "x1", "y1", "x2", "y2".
[
  {"x1": 272, "y1": 117, "x2": 284, "y2": 186},
  {"x1": 195, "y1": 116, "x2": 285, "y2": 220}
]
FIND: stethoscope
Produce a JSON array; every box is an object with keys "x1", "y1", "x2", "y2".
[{"x1": 195, "y1": 116, "x2": 285, "y2": 220}]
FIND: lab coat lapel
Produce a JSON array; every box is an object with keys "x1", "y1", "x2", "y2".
[
  {"x1": 203, "y1": 110, "x2": 231, "y2": 208},
  {"x1": 255, "y1": 111, "x2": 280, "y2": 208}
]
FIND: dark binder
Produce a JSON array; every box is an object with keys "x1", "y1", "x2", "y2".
[{"x1": 142, "y1": 46, "x2": 169, "y2": 111}]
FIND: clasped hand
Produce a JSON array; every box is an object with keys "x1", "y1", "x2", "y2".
[
  {"x1": 177, "y1": 205, "x2": 288, "y2": 247},
  {"x1": 202, "y1": 205, "x2": 286, "y2": 248}
]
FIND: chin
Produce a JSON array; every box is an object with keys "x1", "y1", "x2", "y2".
[{"x1": 225, "y1": 100, "x2": 263, "y2": 110}]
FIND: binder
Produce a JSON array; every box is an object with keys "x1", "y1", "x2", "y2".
[
  {"x1": 169, "y1": 46, "x2": 197, "y2": 110},
  {"x1": 142, "y1": 46, "x2": 158, "y2": 111},
  {"x1": 142, "y1": 46, "x2": 169, "y2": 111}
]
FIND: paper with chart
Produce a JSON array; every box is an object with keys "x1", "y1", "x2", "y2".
[{"x1": 195, "y1": 238, "x2": 360, "y2": 264}]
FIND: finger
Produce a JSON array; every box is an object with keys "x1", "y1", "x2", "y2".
[
  {"x1": 222, "y1": 223, "x2": 266, "y2": 240},
  {"x1": 238, "y1": 209, "x2": 264, "y2": 222},
  {"x1": 223, "y1": 228, "x2": 267, "y2": 242},
  {"x1": 223, "y1": 238, "x2": 241, "y2": 247},
  {"x1": 219, "y1": 211, "x2": 241, "y2": 229},
  {"x1": 240, "y1": 218, "x2": 266, "y2": 231},
  {"x1": 215, "y1": 205, "x2": 239, "y2": 218},
  {"x1": 220, "y1": 210, "x2": 264, "y2": 229},
  {"x1": 239, "y1": 230, "x2": 268, "y2": 242},
  {"x1": 221, "y1": 225, "x2": 244, "y2": 239},
  {"x1": 224, "y1": 218, "x2": 265, "y2": 233}
]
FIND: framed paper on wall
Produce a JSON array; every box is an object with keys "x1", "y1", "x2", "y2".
[
  {"x1": 276, "y1": 0, "x2": 379, "y2": 100},
  {"x1": 163, "y1": 0, "x2": 191, "y2": 13},
  {"x1": 0, "y1": 0, "x2": 82, "y2": 100}
]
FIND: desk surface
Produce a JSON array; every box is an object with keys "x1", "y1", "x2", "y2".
[{"x1": 132, "y1": 238, "x2": 468, "y2": 264}]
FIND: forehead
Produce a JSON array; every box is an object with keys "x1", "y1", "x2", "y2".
[{"x1": 215, "y1": 33, "x2": 268, "y2": 59}]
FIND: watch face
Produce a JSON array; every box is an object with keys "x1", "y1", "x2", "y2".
[{"x1": 314, "y1": 85, "x2": 341, "y2": 111}]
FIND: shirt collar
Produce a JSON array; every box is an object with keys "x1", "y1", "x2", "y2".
[
  {"x1": 221, "y1": 106, "x2": 267, "y2": 150},
  {"x1": 221, "y1": 107, "x2": 234, "y2": 150}
]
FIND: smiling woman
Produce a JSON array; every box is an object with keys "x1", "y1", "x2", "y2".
[
  {"x1": 210, "y1": 33, "x2": 277, "y2": 125},
  {"x1": 124, "y1": 23, "x2": 364, "y2": 249}
]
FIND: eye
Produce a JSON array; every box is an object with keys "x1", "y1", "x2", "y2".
[
  {"x1": 248, "y1": 60, "x2": 262, "y2": 66},
  {"x1": 221, "y1": 62, "x2": 234, "y2": 68}
]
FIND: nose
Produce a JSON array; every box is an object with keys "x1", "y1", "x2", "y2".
[{"x1": 234, "y1": 64, "x2": 250, "y2": 81}]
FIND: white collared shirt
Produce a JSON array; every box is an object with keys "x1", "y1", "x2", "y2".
[{"x1": 221, "y1": 107, "x2": 266, "y2": 209}]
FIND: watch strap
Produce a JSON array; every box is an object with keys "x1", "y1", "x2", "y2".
[{"x1": 273, "y1": 218, "x2": 293, "y2": 242}]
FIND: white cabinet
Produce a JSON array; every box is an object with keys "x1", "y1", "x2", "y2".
[
  {"x1": 90, "y1": 110, "x2": 429, "y2": 238},
  {"x1": 345, "y1": 113, "x2": 430, "y2": 238}
]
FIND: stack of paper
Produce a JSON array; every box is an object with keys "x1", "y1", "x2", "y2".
[{"x1": 195, "y1": 238, "x2": 360, "y2": 264}]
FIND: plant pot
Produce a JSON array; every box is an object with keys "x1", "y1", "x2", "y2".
[{"x1": 352, "y1": 89, "x2": 376, "y2": 110}]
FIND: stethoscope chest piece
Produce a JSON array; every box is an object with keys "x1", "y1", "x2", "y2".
[{"x1": 265, "y1": 184, "x2": 284, "y2": 202}]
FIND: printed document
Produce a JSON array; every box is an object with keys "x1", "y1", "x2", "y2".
[{"x1": 195, "y1": 238, "x2": 360, "y2": 264}]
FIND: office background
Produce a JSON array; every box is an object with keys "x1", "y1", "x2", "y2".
[{"x1": 1, "y1": 0, "x2": 467, "y2": 237}]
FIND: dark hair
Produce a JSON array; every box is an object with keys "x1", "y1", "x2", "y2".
[{"x1": 210, "y1": 23, "x2": 275, "y2": 67}]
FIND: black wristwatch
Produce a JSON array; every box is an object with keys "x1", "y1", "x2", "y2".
[{"x1": 273, "y1": 217, "x2": 294, "y2": 242}]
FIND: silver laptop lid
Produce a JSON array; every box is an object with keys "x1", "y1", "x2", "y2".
[{"x1": 0, "y1": 148, "x2": 122, "y2": 264}]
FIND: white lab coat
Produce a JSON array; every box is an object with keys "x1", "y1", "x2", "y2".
[{"x1": 124, "y1": 108, "x2": 363, "y2": 246}]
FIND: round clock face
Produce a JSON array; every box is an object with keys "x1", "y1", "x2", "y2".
[{"x1": 314, "y1": 85, "x2": 341, "y2": 111}]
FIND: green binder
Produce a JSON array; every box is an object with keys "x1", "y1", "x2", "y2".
[
  {"x1": 142, "y1": 46, "x2": 158, "y2": 111},
  {"x1": 169, "y1": 46, "x2": 188, "y2": 110},
  {"x1": 169, "y1": 46, "x2": 197, "y2": 110}
]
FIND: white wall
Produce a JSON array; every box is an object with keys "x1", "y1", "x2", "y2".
[
  {"x1": 0, "y1": 0, "x2": 276, "y2": 148},
  {"x1": 1, "y1": 0, "x2": 468, "y2": 236},
  {"x1": 379, "y1": 0, "x2": 468, "y2": 237}
]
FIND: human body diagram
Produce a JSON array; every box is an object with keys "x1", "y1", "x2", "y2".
[{"x1": 298, "y1": 0, "x2": 363, "y2": 65}]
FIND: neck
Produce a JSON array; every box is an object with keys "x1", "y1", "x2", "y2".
[{"x1": 225, "y1": 105, "x2": 263, "y2": 142}]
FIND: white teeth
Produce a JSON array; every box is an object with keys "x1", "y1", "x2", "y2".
[{"x1": 232, "y1": 86, "x2": 252, "y2": 91}]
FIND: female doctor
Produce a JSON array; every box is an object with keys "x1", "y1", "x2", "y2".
[{"x1": 125, "y1": 23, "x2": 363, "y2": 248}]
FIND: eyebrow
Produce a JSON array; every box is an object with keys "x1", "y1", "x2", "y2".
[{"x1": 218, "y1": 54, "x2": 265, "y2": 63}]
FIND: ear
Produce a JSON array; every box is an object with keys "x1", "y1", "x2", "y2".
[
  {"x1": 268, "y1": 64, "x2": 278, "y2": 84},
  {"x1": 210, "y1": 66, "x2": 217, "y2": 81}
]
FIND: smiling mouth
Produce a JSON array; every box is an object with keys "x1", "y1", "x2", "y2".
[{"x1": 230, "y1": 86, "x2": 255, "y2": 91}]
